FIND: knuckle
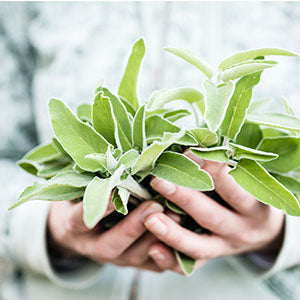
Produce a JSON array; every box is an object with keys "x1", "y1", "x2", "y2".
[
  {"x1": 123, "y1": 220, "x2": 141, "y2": 239},
  {"x1": 178, "y1": 192, "x2": 194, "y2": 209},
  {"x1": 239, "y1": 230, "x2": 258, "y2": 246},
  {"x1": 125, "y1": 255, "x2": 145, "y2": 266}
]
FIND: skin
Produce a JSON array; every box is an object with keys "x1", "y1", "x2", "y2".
[
  {"x1": 48, "y1": 149, "x2": 285, "y2": 275},
  {"x1": 144, "y1": 149, "x2": 285, "y2": 274}
]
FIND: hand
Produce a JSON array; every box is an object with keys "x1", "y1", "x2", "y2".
[
  {"x1": 144, "y1": 150, "x2": 285, "y2": 274},
  {"x1": 48, "y1": 198, "x2": 165, "y2": 272}
]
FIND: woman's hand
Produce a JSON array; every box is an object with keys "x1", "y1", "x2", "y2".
[
  {"x1": 144, "y1": 150, "x2": 285, "y2": 274},
  {"x1": 48, "y1": 199, "x2": 165, "y2": 272}
]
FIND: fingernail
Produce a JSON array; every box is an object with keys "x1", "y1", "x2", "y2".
[
  {"x1": 185, "y1": 149, "x2": 204, "y2": 167},
  {"x1": 150, "y1": 178, "x2": 176, "y2": 195},
  {"x1": 145, "y1": 216, "x2": 168, "y2": 235},
  {"x1": 141, "y1": 202, "x2": 164, "y2": 222},
  {"x1": 149, "y1": 249, "x2": 165, "y2": 261}
]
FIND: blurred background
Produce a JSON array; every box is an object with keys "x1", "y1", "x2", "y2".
[{"x1": 0, "y1": 0, "x2": 300, "y2": 291}]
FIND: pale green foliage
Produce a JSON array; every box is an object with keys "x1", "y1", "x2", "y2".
[{"x1": 13, "y1": 39, "x2": 300, "y2": 276}]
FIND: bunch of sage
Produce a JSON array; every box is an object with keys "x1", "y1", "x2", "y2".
[{"x1": 11, "y1": 38, "x2": 300, "y2": 276}]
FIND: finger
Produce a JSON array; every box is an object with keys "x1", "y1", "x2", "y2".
[
  {"x1": 150, "y1": 177, "x2": 240, "y2": 236},
  {"x1": 136, "y1": 259, "x2": 164, "y2": 273},
  {"x1": 85, "y1": 201, "x2": 164, "y2": 260},
  {"x1": 120, "y1": 232, "x2": 159, "y2": 266},
  {"x1": 185, "y1": 150, "x2": 264, "y2": 215},
  {"x1": 144, "y1": 212, "x2": 231, "y2": 260},
  {"x1": 66, "y1": 200, "x2": 115, "y2": 233}
]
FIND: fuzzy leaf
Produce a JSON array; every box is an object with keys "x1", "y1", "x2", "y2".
[
  {"x1": 221, "y1": 72, "x2": 262, "y2": 140},
  {"x1": 118, "y1": 38, "x2": 145, "y2": 110},
  {"x1": 77, "y1": 104, "x2": 92, "y2": 123},
  {"x1": 229, "y1": 159, "x2": 300, "y2": 216},
  {"x1": 220, "y1": 60, "x2": 276, "y2": 82},
  {"x1": 165, "y1": 199, "x2": 185, "y2": 215},
  {"x1": 189, "y1": 128, "x2": 218, "y2": 147},
  {"x1": 92, "y1": 91, "x2": 117, "y2": 146},
  {"x1": 132, "y1": 130, "x2": 185, "y2": 174},
  {"x1": 219, "y1": 48, "x2": 298, "y2": 70},
  {"x1": 262, "y1": 128, "x2": 288, "y2": 138},
  {"x1": 236, "y1": 123, "x2": 262, "y2": 149},
  {"x1": 84, "y1": 153, "x2": 108, "y2": 173},
  {"x1": 147, "y1": 87, "x2": 204, "y2": 111},
  {"x1": 151, "y1": 151, "x2": 213, "y2": 191},
  {"x1": 83, "y1": 166, "x2": 125, "y2": 228},
  {"x1": 257, "y1": 137, "x2": 300, "y2": 173},
  {"x1": 49, "y1": 98, "x2": 110, "y2": 172},
  {"x1": 247, "y1": 113, "x2": 300, "y2": 132},
  {"x1": 116, "y1": 149, "x2": 139, "y2": 169},
  {"x1": 101, "y1": 88, "x2": 133, "y2": 151},
  {"x1": 175, "y1": 251, "x2": 196, "y2": 277},
  {"x1": 163, "y1": 109, "x2": 191, "y2": 122},
  {"x1": 190, "y1": 146, "x2": 230, "y2": 163},
  {"x1": 112, "y1": 187, "x2": 130, "y2": 215},
  {"x1": 164, "y1": 46, "x2": 214, "y2": 79},
  {"x1": 230, "y1": 142, "x2": 278, "y2": 162},
  {"x1": 37, "y1": 160, "x2": 73, "y2": 179},
  {"x1": 272, "y1": 173, "x2": 300, "y2": 193},
  {"x1": 248, "y1": 97, "x2": 273, "y2": 114},
  {"x1": 203, "y1": 80, "x2": 234, "y2": 132},
  {"x1": 132, "y1": 105, "x2": 146, "y2": 151}
]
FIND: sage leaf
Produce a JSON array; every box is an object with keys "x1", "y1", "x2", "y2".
[
  {"x1": 118, "y1": 38, "x2": 145, "y2": 110},
  {"x1": 84, "y1": 153, "x2": 108, "y2": 173},
  {"x1": 37, "y1": 160, "x2": 73, "y2": 179},
  {"x1": 190, "y1": 146, "x2": 230, "y2": 163},
  {"x1": 151, "y1": 151, "x2": 213, "y2": 191},
  {"x1": 163, "y1": 109, "x2": 191, "y2": 122},
  {"x1": 262, "y1": 128, "x2": 287, "y2": 138},
  {"x1": 132, "y1": 104, "x2": 146, "y2": 151},
  {"x1": 132, "y1": 130, "x2": 185, "y2": 174},
  {"x1": 229, "y1": 142, "x2": 278, "y2": 162},
  {"x1": 221, "y1": 72, "x2": 262, "y2": 140},
  {"x1": 220, "y1": 60, "x2": 277, "y2": 82},
  {"x1": 257, "y1": 137, "x2": 300, "y2": 173},
  {"x1": 77, "y1": 104, "x2": 92, "y2": 123},
  {"x1": 165, "y1": 199, "x2": 185, "y2": 215},
  {"x1": 219, "y1": 48, "x2": 298, "y2": 70},
  {"x1": 247, "y1": 113, "x2": 300, "y2": 132},
  {"x1": 18, "y1": 159, "x2": 42, "y2": 176},
  {"x1": 120, "y1": 96, "x2": 136, "y2": 116},
  {"x1": 101, "y1": 88, "x2": 133, "y2": 151},
  {"x1": 112, "y1": 187, "x2": 130, "y2": 215},
  {"x1": 248, "y1": 97, "x2": 273, "y2": 114},
  {"x1": 49, "y1": 98, "x2": 110, "y2": 172},
  {"x1": 189, "y1": 128, "x2": 218, "y2": 147},
  {"x1": 83, "y1": 166, "x2": 125, "y2": 228},
  {"x1": 164, "y1": 46, "x2": 214, "y2": 79},
  {"x1": 203, "y1": 80, "x2": 234, "y2": 132},
  {"x1": 116, "y1": 149, "x2": 139, "y2": 169},
  {"x1": 147, "y1": 87, "x2": 204, "y2": 111},
  {"x1": 272, "y1": 173, "x2": 300, "y2": 194},
  {"x1": 229, "y1": 159, "x2": 300, "y2": 216},
  {"x1": 281, "y1": 96, "x2": 295, "y2": 116},
  {"x1": 174, "y1": 250, "x2": 196, "y2": 277},
  {"x1": 236, "y1": 123, "x2": 262, "y2": 149},
  {"x1": 52, "y1": 138, "x2": 72, "y2": 159},
  {"x1": 92, "y1": 91, "x2": 117, "y2": 146}
]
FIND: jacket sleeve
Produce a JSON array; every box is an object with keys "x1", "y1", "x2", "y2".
[{"x1": 228, "y1": 215, "x2": 300, "y2": 278}]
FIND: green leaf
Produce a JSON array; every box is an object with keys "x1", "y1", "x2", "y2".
[
  {"x1": 272, "y1": 173, "x2": 300, "y2": 193},
  {"x1": 77, "y1": 104, "x2": 92, "y2": 123},
  {"x1": 112, "y1": 187, "x2": 130, "y2": 215},
  {"x1": 23, "y1": 142, "x2": 61, "y2": 164},
  {"x1": 52, "y1": 138, "x2": 72, "y2": 159},
  {"x1": 189, "y1": 128, "x2": 219, "y2": 147},
  {"x1": 116, "y1": 149, "x2": 139, "y2": 169},
  {"x1": 190, "y1": 146, "x2": 230, "y2": 163},
  {"x1": 281, "y1": 96, "x2": 295, "y2": 116},
  {"x1": 219, "y1": 48, "x2": 298, "y2": 70},
  {"x1": 119, "y1": 96, "x2": 136, "y2": 116},
  {"x1": 165, "y1": 199, "x2": 185, "y2": 215},
  {"x1": 203, "y1": 80, "x2": 234, "y2": 132},
  {"x1": 248, "y1": 113, "x2": 300, "y2": 132},
  {"x1": 83, "y1": 166, "x2": 125, "y2": 228},
  {"x1": 164, "y1": 46, "x2": 214, "y2": 79},
  {"x1": 229, "y1": 159, "x2": 300, "y2": 216},
  {"x1": 18, "y1": 159, "x2": 42, "y2": 176},
  {"x1": 262, "y1": 128, "x2": 287, "y2": 138},
  {"x1": 37, "y1": 160, "x2": 73, "y2": 179},
  {"x1": 49, "y1": 98, "x2": 110, "y2": 172},
  {"x1": 257, "y1": 137, "x2": 300, "y2": 173},
  {"x1": 151, "y1": 151, "x2": 213, "y2": 191},
  {"x1": 220, "y1": 60, "x2": 276, "y2": 82},
  {"x1": 84, "y1": 153, "x2": 108, "y2": 173},
  {"x1": 174, "y1": 250, "x2": 196, "y2": 277},
  {"x1": 229, "y1": 142, "x2": 278, "y2": 162},
  {"x1": 236, "y1": 123, "x2": 262, "y2": 148},
  {"x1": 132, "y1": 105, "x2": 146, "y2": 151},
  {"x1": 132, "y1": 130, "x2": 185, "y2": 174},
  {"x1": 221, "y1": 72, "x2": 262, "y2": 140},
  {"x1": 118, "y1": 38, "x2": 145, "y2": 110},
  {"x1": 92, "y1": 91, "x2": 117, "y2": 146},
  {"x1": 147, "y1": 87, "x2": 204, "y2": 111},
  {"x1": 248, "y1": 97, "x2": 273, "y2": 114},
  {"x1": 101, "y1": 88, "x2": 133, "y2": 151},
  {"x1": 163, "y1": 109, "x2": 191, "y2": 122}
]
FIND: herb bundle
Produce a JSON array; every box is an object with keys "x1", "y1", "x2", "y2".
[{"x1": 11, "y1": 38, "x2": 300, "y2": 276}]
